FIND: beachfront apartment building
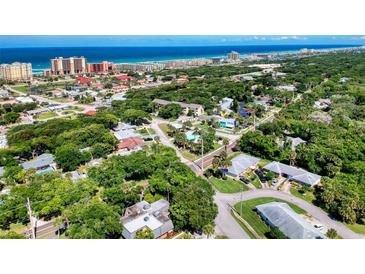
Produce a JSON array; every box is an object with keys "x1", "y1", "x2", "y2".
[
  {"x1": 0, "y1": 62, "x2": 33, "y2": 81},
  {"x1": 116, "y1": 62, "x2": 165, "y2": 72},
  {"x1": 87, "y1": 61, "x2": 115, "y2": 73},
  {"x1": 50, "y1": 57, "x2": 87, "y2": 75},
  {"x1": 228, "y1": 51, "x2": 240, "y2": 61}
]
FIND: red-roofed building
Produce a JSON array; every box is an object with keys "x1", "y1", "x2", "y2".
[
  {"x1": 117, "y1": 137, "x2": 144, "y2": 151},
  {"x1": 91, "y1": 83, "x2": 105, "y2": 90},
  {"x1": 84, "y1": 110, "x2": 97, "y2": 116},
  {"x1": 76, "y1": 76, "x2": 92, "y2": 85},
  {"x1": 117, "y1": 75, "x2": 133, "y2": 81}
]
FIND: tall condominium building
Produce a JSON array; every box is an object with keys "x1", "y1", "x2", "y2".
[
  {"x1": 116, "y1": 62, "x2": 165, "y2": 72},
  {"x1": 162, "y1": 58, "x2": 212, "y2": 68},
  {"x1": 0, "y1": 62, "x2": 33, "y2": 81},
  {"x1": 50, "y1": 57, "x2": 87, "y2": 75},
  {"x1": 87, "y1": 61, "x2": 115, "y2": 73},
  {"x1": 228, "y1": 51, "x2": 240, "y2": 61}
]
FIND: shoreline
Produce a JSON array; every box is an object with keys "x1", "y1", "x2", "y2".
[{"x1": 2, "y1": 44, "x2": 361, "y2": 74}]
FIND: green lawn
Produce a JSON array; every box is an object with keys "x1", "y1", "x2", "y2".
[
  {"x1": 13, "y1": 85, "x2": 29, "y2": 94},
  {"x1": 51, "y1": 97, "x2": 73, "y2": 103},
  {"x1": 231, "y1": 212, "x2": 256, "y2": 239},
  {"x1": 234, "y1": 197, "x2": 306, "y2": 238},
  {"x1": 257, "y1": 159, "x2": 271, "y2": 168},
  {"x1": 136, "y1": 127, "x2": 156, "y2": 136},
  {"x1": 290, "y1": 186, "x2": 316, "y2": 204},
  {"x1": 227, "y1": 151, "x2": 241, "y2": 161},
  {"x1": 68, "y1": 105, "x2": 84, "y2": 111},
  {"x1": 180, "y1": 143, "x2": 221, "y2": 162},
  {"x1": 9, "y1": 223, "x2": 27, "y2": 234},
  {"x1": 34, "y1": 111, "x2": 58, "y2": 120},
  {"x1": 210, "y1": 177, "x2": 249, "y2": 193},
  {"x1": 245, "y1": 169, "x2": 262, "y2": 189},
  {"x1": 345, "y1": 223, "x2": 365, "y2": 235},
  {"x1": 215, "y1": 235, "x2": 229, "y2": 239},
  {"x1": 212, "y1": 143, "x2": 222, "y2": 150},
  {"x1": 197, "y1": 124, "x2": 211, "y2": 131},
  {"x1": 158, "y1": 123, "x2": 170, "y2": 136},
  {"x1": 180, "y1": 149, "x2": 199, "y2": 161},
  {"x1": 61, "y1": 110, "x2": 75, "y2": 115}
]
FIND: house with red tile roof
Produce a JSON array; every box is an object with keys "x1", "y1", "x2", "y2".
[
  {"x1": 117, "y1": 75, "x2": 133, "y2": 81},
  {"x1": 117, "y1": 137, "x2": 144, "y2": 151},
  {"x1": 84, "y1": 109, "x2": 97, "y2": 116},
  {"x1": 76, "y1": 76, "x2": 92, "y2": 85}
]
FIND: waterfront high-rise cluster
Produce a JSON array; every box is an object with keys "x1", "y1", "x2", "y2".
[
  {"x1": 50, "y1": 57, "x2": 87, "y2": 75},
  {"x1": 0, "y1": 62, "x2": 33, "y2": 81},
  {"x1": 228, "y1": 51, "x2": 240, "y2": 61}
]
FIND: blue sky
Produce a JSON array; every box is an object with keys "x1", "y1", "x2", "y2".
[{"x1": 0, "y1": 35, "x2": 364, "y2": 48}]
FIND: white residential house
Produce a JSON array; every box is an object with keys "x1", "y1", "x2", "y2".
[
  {"x1": 122, "y1": 199, "x2": 174, "y2": 239},
  {"x1": 223, "y1": 154, "x2": 260, "y2": 178},
  {"x1": 256, "y1": 202, "x2": 325, "y2": 239},
  {"x1": 16, "y1": 96, "x2": 34, "y2": 104}
]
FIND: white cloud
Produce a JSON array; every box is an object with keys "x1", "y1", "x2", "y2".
[{"x1": 271, "y1": 36, "x2": 289, "y2": 41}]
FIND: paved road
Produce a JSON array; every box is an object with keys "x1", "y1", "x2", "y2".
[
  {"x1": 150, "y1": 119, "x2": 202, "y2": 174},
  {"x1": 216, "y1": 189, "x2": 364, "y2": 239},
  {"x1": 214, "y1": 193, "x2": 250, "y2": 239}
]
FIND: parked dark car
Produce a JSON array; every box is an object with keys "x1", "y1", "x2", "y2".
[
  {"x1": 239, "y1": 176, "x2": 249, "y2": 184},
  {"x1": 254, "y1": 169, "x2": 266, "y2": 182}
]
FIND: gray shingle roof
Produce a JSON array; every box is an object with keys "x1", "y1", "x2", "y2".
[
  {"x1": 21, "y1": 154, "x2": 55, "y2": 170},
  {"x1": 287, "y1": 137, "x2": 306, "y2": 151},
  {"x1": 225, "y1": 154, "x2": 260, "y2": 177},
  {"x1": 114, "y1": 129, "x2": 141, "y2": 140},
  {"x1": 256, "y1": 202, "x2": 325, "y2": 239},
  {"x1": 263, "y1": 161, "x2": 321, "y2": 186}
]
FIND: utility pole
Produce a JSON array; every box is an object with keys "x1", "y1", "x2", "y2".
[
  {"x1": 253, "y1": 110, "x2": 256, "y2": 131},
  {"x1": 240, "y1": 183, "x2": 243, "y2": 215},
  {"x1": 26, "y1": 198, "x2": 36, "y2": 239},
  {"x1": 201, "y1": 135, "x2": 204, "y2": 172}
]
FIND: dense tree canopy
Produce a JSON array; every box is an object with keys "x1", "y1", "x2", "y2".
[
  {"x1": 158, "y1": 103, "x2": 182, "y2": 119},
  {"x1": 239, "y1": 52, "x2": 365, "y2": 224}
]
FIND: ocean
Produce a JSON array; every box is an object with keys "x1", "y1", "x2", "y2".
[{"x1": 0, "y1": 44, "x2": 357, "y2": 73}]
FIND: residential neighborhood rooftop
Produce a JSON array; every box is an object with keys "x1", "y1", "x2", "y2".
[
  {"x1": 263, "y1": 161, "x2": 321, "y2": 186},
  {"x1": 287, "y1": 136, "x2": 307, "y2": 151},
  {"x1": 21, "y1": 153, "x2": 55, "y2": 170},
  {"x1": 256, "y1": 202, "x2": 325, "y2": 239},
  {"x1": 118, "y1": 137, "x2": 145, "y2": 151},
  {"x1": 224, "y1": 153, "x2": 260, "y2": 177},
  {"x1": 122, "y1": 199, "x2": 173, "y2": 239},
  {"x1": 114, "y1": 129, "x2": 141, "y2": 140}
]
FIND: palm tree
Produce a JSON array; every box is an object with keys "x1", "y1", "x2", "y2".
[
  {"x1": 154, "y1": 136, "x2": 160, "y2": 144},
  {"x1": 326, "y1": 228, "x2": 339, "y2": 239},
  {"x1": 289, "y1": 150, "x2": 297, "y2": 166},
  {"x1": 223, "y1": 138, "x2": 229, "y2": 152},
  {"x1": 202, "y1": 224, "x2": 215, "y2": 239}
]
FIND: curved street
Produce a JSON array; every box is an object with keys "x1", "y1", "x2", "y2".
[
  {"x1": 149, "y1": 117, "x2": 363, "y2": 240},
  {"x1": 215, "y1": 189, "x2": 364, "y2": 239}
]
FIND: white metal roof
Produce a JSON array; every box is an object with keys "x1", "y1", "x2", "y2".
[
  {"x1": 113, "y1": 129, "x2": 141, "y2": 140},
  {"x1": 21, "y1": 153, "x2": 55, "y2": 170},
  {"x1": 263, "y1": 161, "x2": 321, "y2": 186},
  {"x1": 226, "y1": 154, "x2": 260, "y2": 177},
  {"x1": 256, "y1": 202, "x2": 325, "y2": 239},
  {"x1": 123, "y1": 213, "x2": 163, "y2": 233}
]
